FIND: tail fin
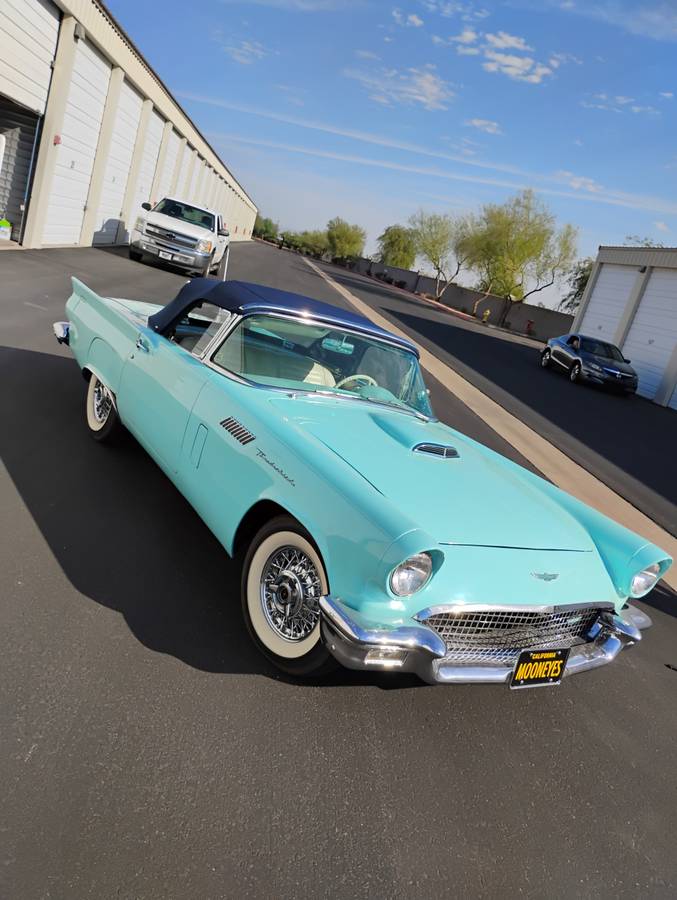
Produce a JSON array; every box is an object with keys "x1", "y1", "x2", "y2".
[{"x1": 71, "y1": 276, "x2": 104, "y2": 305}]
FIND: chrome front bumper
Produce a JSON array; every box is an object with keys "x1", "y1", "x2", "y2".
[
  {"x1": 319, "y1": 596, "x2": 650, "y2": 685},
  {"x1": 131, "y1": 233, "x2": 210, "y2": 271}
]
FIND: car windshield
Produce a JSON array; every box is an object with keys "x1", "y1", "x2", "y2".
[
  {"x1": 153, "y1": 199, "x2": 215, "y2": 232},
  {"x1": 212, "y1": 314, "x2": 433, "y2": 417},
  {"x1": 580, "y1": 337, "x2": 625, "y2": 361}
]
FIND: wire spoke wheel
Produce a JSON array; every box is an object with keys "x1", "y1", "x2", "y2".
[
  {"x1": 260, "y1": 546, "x2": 322, "y2": 642},
  {"x1": 241, "y1": 516, "x2": 336, "y2": 676}
]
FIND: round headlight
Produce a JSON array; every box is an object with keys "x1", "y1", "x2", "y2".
[
  {"x1": 630, "y1": 563, "x2": 661, "y2": 597},
  {"x1": 390, "y1": 553, "x2": 433, "y2": 597}
]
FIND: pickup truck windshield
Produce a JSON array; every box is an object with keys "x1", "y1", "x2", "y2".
[
  {"x1": 212, "y1": 314, "x2": 433, "y2": 417},
  {"x1": 153, "y1": 199, "x2": 215, "y2": 232}
]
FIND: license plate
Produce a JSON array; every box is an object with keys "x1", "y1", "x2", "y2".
[
  {"x1": 510, "y1": 648, "x2": 570, "y2": 689},
  {"x1": 158, "y1": 250, "x2": 172, "y2": 260}
]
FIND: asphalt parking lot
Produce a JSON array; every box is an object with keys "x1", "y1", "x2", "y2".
[{"x1": 2, "y1": 241, "x2": 677, "y2": 899}]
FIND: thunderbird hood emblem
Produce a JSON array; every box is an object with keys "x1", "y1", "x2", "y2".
[{"x1": 531, "y1": 572, "x2": 559, "y2": 581}]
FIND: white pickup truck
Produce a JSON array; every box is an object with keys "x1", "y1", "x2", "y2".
[{"x1": 129, "y1": 197, "x2": 230, "y2": 278}]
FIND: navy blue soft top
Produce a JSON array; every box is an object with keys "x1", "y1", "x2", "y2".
[{"x1": 147, "y1": 278, "x2": 418, "y2": 356}]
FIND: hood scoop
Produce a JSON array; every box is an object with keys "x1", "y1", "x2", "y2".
[{"x1": 413, "y1": 442, "x2": 459, "y2": 459}]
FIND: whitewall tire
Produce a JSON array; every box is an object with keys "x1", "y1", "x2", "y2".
[
  {"x1": 86, "y1": 374, "x2": 120, "y2": 442},
  {"x1": 241, "y1": 516, "x2": 336, "y2": 676}
]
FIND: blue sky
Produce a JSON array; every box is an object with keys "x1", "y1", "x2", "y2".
[{"x1": 109, "y1": 0, "x2": 676, "y2": 300}]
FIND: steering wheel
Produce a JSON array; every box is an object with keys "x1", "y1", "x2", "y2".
[{"x1": 336, "y1": 373, "x2": 378, "y2": 391}]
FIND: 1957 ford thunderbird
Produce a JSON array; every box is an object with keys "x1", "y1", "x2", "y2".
[{"x1": 53, "y1": 277, "x2": 672, "y2": 687}]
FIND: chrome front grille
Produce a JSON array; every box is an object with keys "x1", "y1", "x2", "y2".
[
  {"x1": 146, "y1": 224, "x2": 198, "y2": 250},
  {"x1": 419, "y1": 606, "x2": 607, "y2": 666}
]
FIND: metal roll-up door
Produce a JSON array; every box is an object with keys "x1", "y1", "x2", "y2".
[
  {"x1": 0, "y1": 96, "x2": 40, "y2": 241},
  {"x1": 621, "y1": 269, "x2": 677, "y2": 399},
  {"x1": 129, "y1": 108, "x2": 163, "y2": 216},
  {"x1": 0, "y1": 0, "x2": 60, "y2": 115},
  {"x1": 579, "y1": 265, "x2": 639, "y2": 341},
  {"x1": 154, "y1": 129, "x2": 180, "y2": 200},
  {"x1": 92, "y1": 79, "x2": 142, "y2": 244},
  {"x1": 187, "y1": 155, "x2": 200, "y2": 202},
  {"x1": 42, "y1": 39, "x2": 111, "y2": 245},
  {"x1": 176, "y1": 145, "x2": 192, "y2": 197}
]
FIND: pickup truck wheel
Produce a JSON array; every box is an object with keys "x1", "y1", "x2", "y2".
[
  {"x1": 85, "y1": 375, "x2": 120, "y2": 442},
  {"x1": 242, "y1": 516, "x2": 336, "y2": 677},
  {"x1": 129, "y1": 248, "x2": 142, "y2": 262}
]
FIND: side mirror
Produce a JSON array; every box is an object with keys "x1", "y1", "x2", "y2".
[
  {"x1": 219, "y1": 228, "x2": 230, "y2": 237},
  {"x1": 624, "y1": 358, "x2": 631, "y2": 364},
  {"x1": 141, "y1": 202, "x2": 151, "y2": 211}
]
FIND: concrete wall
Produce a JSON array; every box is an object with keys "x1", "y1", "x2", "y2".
[{"x1": 347, "y1": 257, "x2": 574, "y2": 341}]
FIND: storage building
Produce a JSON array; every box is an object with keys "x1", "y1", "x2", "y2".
[
  {"x1": 574, "y1": 246, "x2": 677, "y2": 409},
  {"x1": 0, "y1": 0, "x2": 257, "y2": 247}
]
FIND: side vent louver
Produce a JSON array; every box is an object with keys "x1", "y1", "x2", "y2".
[
  {"x1": 413, "y1": 442, "x2": 459, "y2": 459},
  {"x1": 220, "y1": 417, "x2": 255, "y2": 445}
]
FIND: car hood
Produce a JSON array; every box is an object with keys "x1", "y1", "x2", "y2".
[
  {"x1": 270, "y1": 396, "x2": 596, "y2": 552},
  {"x1": 581, "y1": 352, "x2": 635, "y2": 375},
  {"x1": 144, "y1": 211, "x2": 213, "y2": 240}
]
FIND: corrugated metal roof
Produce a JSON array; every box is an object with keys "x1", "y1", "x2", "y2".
[{"x1": 597, "y1": 246, "x2": 677, "y2": 270}]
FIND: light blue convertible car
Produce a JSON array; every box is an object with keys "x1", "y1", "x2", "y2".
[{"x1": 53, "y1": 277, "x2": 671, "y2": 687}]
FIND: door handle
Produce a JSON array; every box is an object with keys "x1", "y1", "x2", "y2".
[{"x1": 136, "y1": 336, "x2": 149, "y2": 353}]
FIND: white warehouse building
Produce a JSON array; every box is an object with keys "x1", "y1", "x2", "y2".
[
  {"x1": 0, "y1": 0, "x2": 257, "y2": 248},
  {"x1": 574, "y1": 246, "x2": 677, "y2": 410}
]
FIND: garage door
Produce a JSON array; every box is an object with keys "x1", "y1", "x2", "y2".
[
  {"x1": 0, "y1": 0, "x2": 60, "y2": 115},
  {"x1": 154, "y1": 128, "x2": 181, "y2": 201},
  {"x1": 187, "y1": 155, "x2": 201, "y2": 203},
  {"x1": 128, "y1": 107, "x2": 163, "y2": 217},
  {"x1": 622, "y1": 268, "x2": 677, "y2": 399},
  {"x1": 579, "y1": 264, "x2": 639, "y2": 341},
  {"x1": 92, "y1": 79, "x2": 142, "y2": 244},
  {"x1": 42, "y1": 39, "x2": 111, "y2": 245},
  {"x1": 175, "y1": 145, "x2": 192, "y2": 197}
]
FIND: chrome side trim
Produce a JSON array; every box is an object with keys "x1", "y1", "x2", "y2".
[{"x1": 53, "y1": 321, "x2": 70, "y2": 345}]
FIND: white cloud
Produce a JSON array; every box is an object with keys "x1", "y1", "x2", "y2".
[
  {"x1": 549, "y1": 51, "x2": 583, "y2": 67},
  {"x1": 345, "y1": 64, "x2": 455, "y2": 110},
  {"x1": 355, "y1": 49, "x2": 381, "y2": 59},
  {"x1": 212, "y1": 131, "x2": 677, "y2": 215},
  {"x1": 615, "y1": 95, "x2": 634, "y2": 104},
  {"x1": 223, "y1": 39, "x2": 268, "y2": 64},
  {"x1": 660, "y1": 91, "x2": 674, "y2": 98},
  {"x1": 631, "y1": 104, "x2": 660, "y2": 114},
  {"x1": 392, "y1": 8, "x2": 424, "y2": 27},
  {"x1": 552, "y1": 1, "x2": 677, "y2": 42},
  {"x1": 182, "y1": 91, "x2": 677, "y2": 216},
  {"x1": 485, "y1": 31, "x2": 533, "y2": 51},
  {"x1": 483, "y1": 51, "x2": 552, "y2": 83},
  {"x1": 275, "y1": 84, "x2": 306, "y2": 106},
  {"x1": 556, "y1": 170, "x2": 603, "y2": 192},
  {"x1": 421, "y1": 1, "x2": 490, "y2": 20},
  {"x1": 574, "y1": 138, "x2": 584, "y2": 146},
  {"x1": 451, "y1": 27, "x2": 478, "y2": 43},
  {"x1": 465, "y1": 117, "x2": 502, "y2": 134},
  {"x1": 655, "y1": 221, "x2": 670, "y2": 232},
  {"x1": 457, "y1": 45, "x2": 481, "y2": 54}
]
